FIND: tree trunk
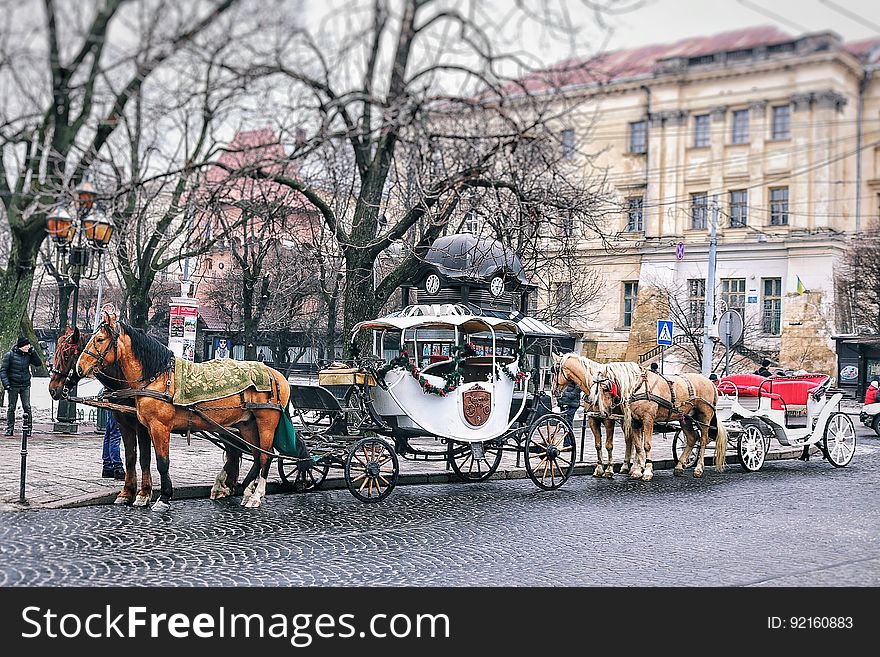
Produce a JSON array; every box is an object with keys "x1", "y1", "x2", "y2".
[
  {"x1": 0, "y1": 228, "x2": 42, "y2": 351},
  {"x1": 342, "y1": 250, "x2": 377, "y2": 357},
  {"x1": 128, "y1": 292, "x2": 153, "y2": 331},
  {"x1": 57, "y1": 281, "x2": 72, "y2": 331}
]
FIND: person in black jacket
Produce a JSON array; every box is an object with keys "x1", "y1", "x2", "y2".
[{"x1": 1, "y1": 337, "x2": 42, "y2": 436}]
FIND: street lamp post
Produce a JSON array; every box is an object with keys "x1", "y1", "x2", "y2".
[{"x1": 46, "y1": 181, "x2": 115, "y2": 434}]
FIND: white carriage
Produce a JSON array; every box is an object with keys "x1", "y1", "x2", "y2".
[
  {"x1": 681, "y1": 373, "x2": 857, "y2": 472},
  {"x1": 284, "y1": 306, "x2": 576, "y2": 502}
]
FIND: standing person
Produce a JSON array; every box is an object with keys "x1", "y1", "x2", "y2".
[
  {"x1": 558, "y1": 381, "x2": 581, "y2": 428},
  {"x1": 1, "y1": 337, "x2": 42, "y2": 436},
  {"x1": 865, "y1": 380, "x2": 879, "y2": 405},
  {"x1": 257, "y1": 349, "x2": 266, "y2": 362},
  {"x1": 101, "y1": 412, "x2": 125, "y2": 479}
]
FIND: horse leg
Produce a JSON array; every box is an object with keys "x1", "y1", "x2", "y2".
[
  {"x1": 641, "y1": 417, "x2": 656, "y2": 481},
  {"x1": 691, "y1": 421, "x2": 708, "y2": 478},
  {"x1": 244, "y1": 410, "x2": 276, "y2": 508},
  {"x1": 235, "y1": 420, "x2": 262, "y2": 505},
  {"x1": 149, "y1": 428, "x2": 173, "y2": 512},
  {"x1": 629, "y1": 421, "x2": 644, "y2": 480},
  {"x1": 620, "y1": 422, "x2": 633, "y2": 475},
  {"x1": 674, "y1": 424, "x2": 698, "y2": 476},
  {"x1": 591, "y1": 417, "x2": 604, "y2": 476},
  {"x1": 133, "y1": 424, "x2": 153, "y2": 506},
  {"x1": 211, "y1": 448, "x2": 240, "y2": 500},
  {"x1": 602, "y1": 419, "x2": 615, "y2": 478},
  {"x1": 114, "y1": 415, "x2": 138, "y2": 505}
]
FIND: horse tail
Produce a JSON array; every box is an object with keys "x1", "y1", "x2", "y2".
[{"x1": 712, "y1": 411, "x2": 727, "y2": 472}]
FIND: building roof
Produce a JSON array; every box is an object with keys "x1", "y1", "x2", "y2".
[{"x1": 507, "y1": 26, "x2": 874, "y2": 96}]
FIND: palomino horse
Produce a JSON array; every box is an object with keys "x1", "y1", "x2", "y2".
[
  {"x1": 594, "y1": 362, "x2": 727, "y2": 481},
  {"x1": 49, "y1": 326, "x2": 154, "y2": 506},
  {"x1": 70, "y1": 311, "x2": 291, "y2": 511},
  {"x1": 550, "y1": 352, "x2": 634, "y2": 478}
]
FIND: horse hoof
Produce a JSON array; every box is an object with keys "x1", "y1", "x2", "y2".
[
  {"x1": 592, "y1": 465, "x2": 605, "y2": 477},
  {"x1": 642, "y1": 470, "x2": 654, "y2": 482},
  {"x1": 242, "y1": 496, "x2": 262, "y2": 508},
  {"x1": 151, "y1": 499, "x2": 170, "y2": 512},
  {"x1": 133, "y1": 495, "x2": 150, "y2": 507},
  {"x1": 603, "y1": 468, "x2": 614, "y2": 479},
  {"x1": 673, "y1": 467, "x2": 684, "y2": 477},
  {"x1": 630, "y1": 470, "x2": 643, "y2": 480},
  {"x1": 114, "y1": 495, "x2": 132, "y2": 505},
  {"x1": 620, "y1": 465, "x2": 630, "y2": 475},
  {"x1": 693, "y1": 470, "x2": 704, "y2": 479},
  {"x1": 210, "y1": 486, "x2": 233, "y2": 500}
]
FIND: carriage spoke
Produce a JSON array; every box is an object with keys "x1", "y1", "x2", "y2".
[
  {"x1": 359, "y1": 477, "x2": 370, "y2": 492},
  {"x1": 350, "y1": 472, "x2": 368, "y2": 483}
]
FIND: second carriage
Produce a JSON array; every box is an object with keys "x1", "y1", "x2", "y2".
[{"x1": 281, "y1": 306, "x2": 577, "y2": 502}]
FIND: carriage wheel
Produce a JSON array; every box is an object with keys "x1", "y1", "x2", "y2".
[
  {"x1": 344, "y1": 437, "x2": 399, "y2": 503},
  {"x1": 278, "y1": 456, "x2": 329, "y2": 492},
  {"x1": 671, "y1": 430, "x2": 700, "y2": 470},
  {"x1": 736, "y1": 424, "x2": 768, "y2": 472},
  {"x1": 822, "y1": 412, "x2": 856, "y2": 468},
  {"x1": 872, "y1": 415, "x2": 880, "y2": 438},
  {"x1": 524, "y1": 415, "x2": 576, "y2": 491},
  {"x1": 448, "y1": 440, "x2": 503, "y2": 482}
]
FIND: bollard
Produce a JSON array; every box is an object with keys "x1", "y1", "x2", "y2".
[{"x1": 19, "y1": 410, "x2": 30, "y2": 505}]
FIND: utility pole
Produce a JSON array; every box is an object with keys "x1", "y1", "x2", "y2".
[{"x1": 701, "y1": 195, "x2": 718, "y2": 376}]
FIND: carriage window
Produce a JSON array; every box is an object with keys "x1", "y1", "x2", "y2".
[
  {"x1": 762, "y1": 278, "x2": 782, "y2": 335},
  {"x1": 721, "y1": 278, "x2": 746, "y2": 318},
  {"x1": 622, "y1": 281, "x2": 638, "y2": 328},
  {"x1": 688, "y1": 279, "x2": 705, "y2": 327}
]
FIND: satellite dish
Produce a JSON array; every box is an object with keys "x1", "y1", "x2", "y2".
[{"x1": 718, "y1": 309, "x2": 744, "y2": 348}]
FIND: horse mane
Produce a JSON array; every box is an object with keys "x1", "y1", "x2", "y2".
[
  {"x1": 597, "y1": 361, "x2": 644, "y2": 436},
  {"x1": 120, "y1": 322, "x2": 174, "y2": 381}
]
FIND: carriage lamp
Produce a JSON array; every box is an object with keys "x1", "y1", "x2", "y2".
[{"x1": 76, "y1": 180, "x2": 97, "y2": 210}]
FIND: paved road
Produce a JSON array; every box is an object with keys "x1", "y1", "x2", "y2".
[{"x1": 2, "y1": 434, "x2": 878, "y2": 587}]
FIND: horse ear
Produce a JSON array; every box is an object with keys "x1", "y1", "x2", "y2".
[
  {"x1": 101, "y1": 303, "x2": 119, "y2": 327},
  {"x1": 551, "y1": 352, "x2": 563, "y2": 366},
  {"x1": 71, "y1": 326, "x2": 80, "y2": 343}
]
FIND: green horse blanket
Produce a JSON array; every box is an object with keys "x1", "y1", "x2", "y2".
[{"x1": 172, "y1": 358, "x2": 275, "y2": 406}]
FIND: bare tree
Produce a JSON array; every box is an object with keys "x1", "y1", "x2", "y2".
[
  {"x1": 837, "y1": 224, "x2": 880, "y2": 335},
  {"x1": 0, "y1": 0, "x2": 240, "y2": 348},
  {"x1": 219, "y1": 0, "x2": 623, "y2": 350}
]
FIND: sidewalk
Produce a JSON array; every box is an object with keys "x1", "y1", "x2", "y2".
[{"x1": 0, "y1": 400, "x2": 822, "y2": 511}]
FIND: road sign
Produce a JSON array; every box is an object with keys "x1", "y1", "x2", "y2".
[
  {"x1": 718, "y1": 309, "x2": 744, "y2": 348},
  {"x1": 657, "y1": 320, "x2": 674, "y2": 346},
  {"x1": 675, "y1": 242, "x2": 685, "y2": 260}
]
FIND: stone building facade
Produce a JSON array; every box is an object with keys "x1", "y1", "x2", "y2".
[{"x1": 526, "y1": 26, "x2": 880, "y2": 374}]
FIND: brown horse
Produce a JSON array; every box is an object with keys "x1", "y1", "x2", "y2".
[
  {"x1": 49, "y1": 326, "x2": 154, "y2": 506},
  {"x1": 595, "y1": 362, "x2": 727, "y2": 480},
  {"x1": 551, "y1": 352, "x2": 633, "y2": 478},
  {"x1": 72, "y1": 311, "x2": 291, "y2": 511}
]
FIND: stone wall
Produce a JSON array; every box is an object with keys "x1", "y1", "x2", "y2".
[{"x1": 778, "y1": 289, "x2": 837, "y2": 375}]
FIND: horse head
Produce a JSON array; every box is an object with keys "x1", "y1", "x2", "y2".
[
  {"x1": 75, "y1": 309, "x2": 123, "y2": 380},
  {"x1": 48, "y1": 326, "x2": 84, "y2": 401}
]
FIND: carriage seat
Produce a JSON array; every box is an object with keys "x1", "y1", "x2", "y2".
[
  {"x1": 317, "y1": 364, "x2": 376, "y2": 387},
  {"x1": 421, "y1": 355, "x2": 516, "y2": 384},
  {"x1": 764, "y1": 380, "x2": 823, "y2": 413},
  {"x1": 716, "y1": 373, "x2": 767, "y2": 397}
]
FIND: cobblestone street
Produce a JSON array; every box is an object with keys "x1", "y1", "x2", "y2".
[{"x1": 2, "y1": 435, "x2": 878, "y2": 587}]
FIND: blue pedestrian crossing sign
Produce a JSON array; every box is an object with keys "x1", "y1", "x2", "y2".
[{"x1": 657, "y1": 320, "x2": 674, "y2": 346}]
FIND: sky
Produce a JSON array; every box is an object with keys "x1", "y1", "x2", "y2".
[{"x1": 567, "y1": 0, "x2": 880, "y2": 56}]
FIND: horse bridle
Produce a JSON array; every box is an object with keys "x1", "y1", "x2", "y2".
[{"x1": 75, "y1": 321, "x2": 120, "y2": 381}]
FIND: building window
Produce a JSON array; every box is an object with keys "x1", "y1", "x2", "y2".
[
  {"x1": 771, "y1": 105, "x2": 790, "y2": 140},
  {"x1": 693, "y1": 114, "x2": 710, "y2": 148},
  {"x1": 464, "y1": 210, "x2": 480, "y2": 234},
  {"x1": 721, "y1": 278, "x2": 746, "y2": 317},
  {"x1": 559, "y1": 211, "x2": 574, "y2": 238},
  {"x1": 554, "y1": 282, "x2": 572, "y2": 326},
  {"x1": 762, "y1": 277, "x2": 782, "y2": 334},
  {"x1": 629, "y1": 120, "x2": 647, "y2": 154},
  {"x1": 729, "y1": 189, "x2": 748, "y2": 227},
  {"x1": 688, "y1": 279, "x2": 706, "y2": 327},
  {"x1": 561, "y1": 128, "x2": 575, "y2": 160},
  {"x1": 690, "y1": 192, "x2": 708, "y2": 230},
  {"x1": 769, "y1": 187, "x2": 789, "y2": 226},
  {"x1": 622, "y1": 281, "x2": 638, "y2": 328},
  {"x1": 731, "y1": 109, "x2": 749, "y2": 144},
  {"x1": 626, "y1": 197, "x2": 644, "y2": 232}
]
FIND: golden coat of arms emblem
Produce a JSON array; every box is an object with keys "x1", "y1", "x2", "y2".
[{"x1": 462, "y1": 384, "x2": 492, "y2": 427}]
